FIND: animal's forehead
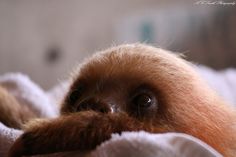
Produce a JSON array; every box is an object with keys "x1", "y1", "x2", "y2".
[
  {"x1": 77, "y1": 61, "x2": 157, "y2": 91},
  {"x1": 79, "y1": 50, "x2": 160, "y2": 80},
  {"x1": 76, "y1": 69, "x2": 155, "y2": 92},
  {"x1": 72, "y1": 57, "x2": 159, "y2": 95},
  {"x1": 72, "y1": 45, "x2": 186, "y2": 93},
  {"x1": 79, "y1": 45, "x2": 185, "y2": 78}
]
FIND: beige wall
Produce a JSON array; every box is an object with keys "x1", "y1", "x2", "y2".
[
  {"x1": 0, "y1": 0, "x2": 168, "y2": 89},
  {"x1": 0, "y1": 0, "x2": 235, "y2": 89}
]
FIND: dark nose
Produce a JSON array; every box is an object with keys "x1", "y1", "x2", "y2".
[{"x1": 76, "y1": 98, "x2": 112, "y2": 113}]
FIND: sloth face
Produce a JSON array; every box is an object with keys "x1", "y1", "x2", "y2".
[
  {"x1": 61, "y1": 46, "x2": 183, "y2": 123},
  {"x1": 60, "y1": 44, "x2": 233, "y2": 151},
  {"x1": 60, "y1": 44, "x2": 202, "y2": 128}
]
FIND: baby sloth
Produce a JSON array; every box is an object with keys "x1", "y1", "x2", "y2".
[{"x1": 8, "y1": 44, "x2": 236, "y2": 157}]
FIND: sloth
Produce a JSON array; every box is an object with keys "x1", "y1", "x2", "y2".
[{"x1": 6, "y1": 44, "x2": 236, "y2": 157}]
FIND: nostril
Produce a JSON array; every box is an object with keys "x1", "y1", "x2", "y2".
[
  {"x1": 76, "y1": 99, "x2": 110, "y2": 114},
  {"x1": 76, "y1": 101, "x2": 89, "y2": 112},
  {"x1": 96, "y1": 103, "x2": 110, "y2": 113},
  {"x1": 98, "y1": 108, "x2": 108, "y2": 113}
]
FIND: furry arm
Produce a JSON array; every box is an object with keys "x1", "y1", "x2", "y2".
[{"x1": 8, "y1": 111, "x2": 160, "y2": 157}]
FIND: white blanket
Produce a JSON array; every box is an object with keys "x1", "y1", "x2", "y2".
[{"x1": 0, "y1": 67, "x2": 232, "y2": 157}]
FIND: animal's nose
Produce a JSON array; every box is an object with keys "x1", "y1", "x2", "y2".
[{"x1": 76, "y1": 98, "x2": 113, "y2": 114}]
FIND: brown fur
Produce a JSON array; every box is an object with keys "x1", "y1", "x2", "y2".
[{"x1": 6, "y1": 44, "x2": 236, "y2": 157}]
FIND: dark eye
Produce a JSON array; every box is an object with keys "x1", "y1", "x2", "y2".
[
  {"x1": 132, "y1": 93, "x2": 152, "y2": 108},
  {"x1": 67, "y1": 84, "x2": 84, "y2": 105},
  {"x1": 68, "y1": 90, "x2": 81, "y2": 104}
]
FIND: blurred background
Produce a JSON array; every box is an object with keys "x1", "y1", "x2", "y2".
[{"x1": 0, "y1": 0, "x2": 235, "y2": 89}]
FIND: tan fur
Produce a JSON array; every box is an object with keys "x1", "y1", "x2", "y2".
[
  {"x1": 0, "y1": 86, "x2": 36, "y2": 129},
  {"x1": 7, "y1": 44, "x2": 236, "y2": 157}
]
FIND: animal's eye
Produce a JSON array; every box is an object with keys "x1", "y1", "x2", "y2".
[
  {"x1": 69, "y1": 90, "x2": 81, "y2": 104},
  {"x1": 129, "y1": 86, "x2": 159, "y2": 118},
  {"x1": 68, "y1": 84, "x2": 84, "y2": 105},
  {"x1": 132, "y1": 93, "x2": 152, "y2": 108}
]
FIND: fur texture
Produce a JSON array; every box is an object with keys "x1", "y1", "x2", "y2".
[
  {"x1": 0, "y1": 86, "x2": 35, "y2": 129},
  {"x1": 5, "y1": 44, "x2": 236, "y2": 157}
]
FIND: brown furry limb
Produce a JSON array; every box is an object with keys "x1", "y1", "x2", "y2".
[{"x1": 9, "y1": 111, "x2": 166, "y2": 156}]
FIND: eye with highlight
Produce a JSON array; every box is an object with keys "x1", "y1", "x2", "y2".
[
  {"x1": 130, "y1": 87, "x2": 158, "y2": 117},
  {"x1": 132, "y1": 93, "x2": 153, "y2": 108}
]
